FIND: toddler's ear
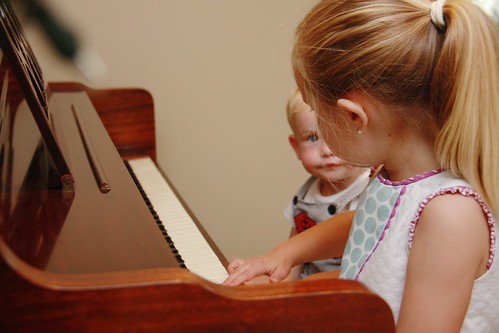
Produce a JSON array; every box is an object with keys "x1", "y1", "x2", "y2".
[
  {"x1": 288, "y1": 134, "x2": 301, "y2": 160},
  {"x1": 337, "y1": 98, "x2": 368, "y2": 132}
]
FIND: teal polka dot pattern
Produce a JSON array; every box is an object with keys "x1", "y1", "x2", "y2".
[
  {"x1": 365, "y1": 217, "x2": 376, "y2": 233},
  {"x1": 340, "y1": 179, "x2": 404, "y2": 279},
  {"x1": 377, "y1": 205, "x2": 391, "y2": 221},
  {"x1": 353, "y1": 229, "x2": 364, "y2": 245}
]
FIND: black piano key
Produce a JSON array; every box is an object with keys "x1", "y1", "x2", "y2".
[{"x1": 124, "y1": 160, "x2": 186, "y2": 268}]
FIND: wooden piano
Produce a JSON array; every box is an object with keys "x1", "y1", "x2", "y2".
[{"x1": 0, "y1": 1, "x2": 395, "y2": 331}]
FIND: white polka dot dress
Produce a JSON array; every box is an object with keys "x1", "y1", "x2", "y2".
[{"x1": 339, "y1": 169, "x2": 499, "y2": 332}]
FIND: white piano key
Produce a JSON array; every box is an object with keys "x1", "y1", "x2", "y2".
[{"x1": 127, "y1": 157, "x2": 228, "y2": 284}]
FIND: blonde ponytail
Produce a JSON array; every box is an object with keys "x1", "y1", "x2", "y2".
[{"x1": 433, "y1": 0, "x2": 499, "y2": 213}]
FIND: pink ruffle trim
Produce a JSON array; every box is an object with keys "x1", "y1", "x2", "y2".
[{"x1": 408, "y1": 186, "x2": 496, "y2": 270}]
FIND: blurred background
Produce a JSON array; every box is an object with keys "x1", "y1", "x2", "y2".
[
  {"x1": 12, "y1": 0, "x2": 318, "y2": 261},
  {"x1": 11, "y1": 0, "x2": 499, "y2": 262}
]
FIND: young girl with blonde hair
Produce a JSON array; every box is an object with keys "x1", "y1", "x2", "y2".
[{"x1": 225, "y1": 0, "x2": 499, "y2": 331}]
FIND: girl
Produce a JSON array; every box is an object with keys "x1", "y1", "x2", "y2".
[{"x1": 224, "y1": 0, "x2": 499, "y2": 331}]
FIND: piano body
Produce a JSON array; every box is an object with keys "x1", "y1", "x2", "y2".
[{"x1": 0, "y1": 1, "x2": 395, "y2": 332}]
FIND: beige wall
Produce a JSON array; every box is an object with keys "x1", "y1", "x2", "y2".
[{"x1": 20, "y1": 0, "x2": 317, "y2": 260}]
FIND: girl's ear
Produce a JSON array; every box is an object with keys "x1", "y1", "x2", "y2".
[
  {"x1": 288, "y1": 134, "x2": 301, "y2": 160},
  {"x1": 337, "y1": 98, "x2": 368, "y2": 133}
]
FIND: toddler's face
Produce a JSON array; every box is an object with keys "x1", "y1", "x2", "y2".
[{"x1": 291, "y1": 107, "x2": 362, "y2": 184}]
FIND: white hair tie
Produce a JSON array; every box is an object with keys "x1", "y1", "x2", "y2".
[{"x1": 430, "y1": 0, "x2": 447, "y2": 30}]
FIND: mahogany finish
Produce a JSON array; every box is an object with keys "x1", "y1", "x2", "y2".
[
  {"x1": 0, "y1": 258, "x2": 395, "y2": 332},
  {"x1": 48, "y1": 82, "x2": 156, "y2": 161}
]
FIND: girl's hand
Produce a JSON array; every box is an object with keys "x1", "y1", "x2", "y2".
[
  {"x1": 223, "y1": 250, "x2": 292, "y2": 286},
  {"x1": 223, "y1": 211, "x2": 355, "y2": 286}
]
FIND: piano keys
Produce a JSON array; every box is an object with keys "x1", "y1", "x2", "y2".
[
  {"x1": 0, "y1": 1, "x2": 395, "y2": 331},
  {"x1": 126, "y1": 157, "x2": 229, "y2": 284}
]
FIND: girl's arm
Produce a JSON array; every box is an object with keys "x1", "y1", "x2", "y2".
[
  {"x1": 284, "y1": 228, "x2": 304, "y2": 281},
  {"x1": 396, "y1": 194, "x2": 490, "y2": 332},
  {"x1": 223, "y1": 210, "x2": 354, "y2": 286}
]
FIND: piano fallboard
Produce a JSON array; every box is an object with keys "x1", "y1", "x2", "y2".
[{"x1": 2, "y1": 89, "x2": 179, "y2": 274}]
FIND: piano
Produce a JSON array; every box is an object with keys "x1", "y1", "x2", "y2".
[{"x1": 0, "y1": 1, "x2": 395, "y2": 331}]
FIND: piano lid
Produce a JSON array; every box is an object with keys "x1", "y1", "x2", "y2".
[{"x1": 0, "y1": 0, "x2": 72, "y2": 188}]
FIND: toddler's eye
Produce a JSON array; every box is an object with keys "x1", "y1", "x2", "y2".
[{"x1": 307, "y1": 134, "x2": 319, "y2": 142}]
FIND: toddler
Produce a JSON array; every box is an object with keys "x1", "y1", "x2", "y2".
[{"x1": 284, "y1": 88, "x2": 370, "y2": 279}]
